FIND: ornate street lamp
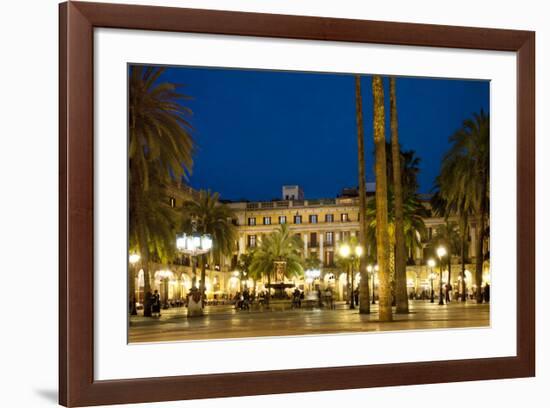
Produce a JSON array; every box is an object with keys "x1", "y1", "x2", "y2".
[
  {"x1": 427, "y1": 258, "x2": 436, "y2": 303},
  {"x1": 436, "y1": 246, "x2": 447, "y2": 305},
  {"x1": 305, "y1": 269, "x2": 321, "y2": 293},
  {"x1": 176, "y1": 232, "x2": 213, "y2": 289},
  {"x1": 338, "y1": 242, "x2": 363, "y2": 309}
]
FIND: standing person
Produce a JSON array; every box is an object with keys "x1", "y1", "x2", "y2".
[
  {"x1": 325, "y1": 287, "x2": 334, "y2": 310},
  {"x1": 243, "y1": 288, "x2": 250, "y2": 310},
  {"x1": 152, "y1": 290, "x2": 161, "y2": 317},
  {"x1": 292, "y1": 287, "x2": 301, "y2": 308},
  {"x1": 445, "y1": 283, "x2": 452, "y2": 303}
]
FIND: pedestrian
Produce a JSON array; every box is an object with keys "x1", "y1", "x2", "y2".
[
  {"x1": 242, "y1": 288, "x2": 250, "y2": 310},
  {"x1": 151, "y1": 290, "x2": 161, "y2": 317},
  {"x1": 292, "y1": 288, "x2": 302, "y2": 308},
  {"x1": 325, "y1": 287, "x2": 334, "y2": 309},
  {"x1": 445, "y1": 283, "x2": 452, "y2": 303}
]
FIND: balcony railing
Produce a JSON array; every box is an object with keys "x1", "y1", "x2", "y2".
[{"x1": 244, "y1": 197, "x2": 355, "y2": 211}]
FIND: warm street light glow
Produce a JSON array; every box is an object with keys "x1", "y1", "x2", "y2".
[
  {"x1": 338, "y1": 244, "x2": 351, "y2": 258},
  {"x1": 367, "y1": 264, "x2": 373, "y2": 273},
  {"x1": 355, "y1": 245, "x2": 364, "y2": 257},
  {"x1": 374, "y1": 264, "x2": 379, "y2": 272},
  {"x1": 305, "y1": 269, "x2": 321, "y2": 279},
  {"x1": 129, "y1": 253, "x2": 140, "y2": 264},
  {"x1": 156, "y1": 270, "x2": 173, "y2": 279},
  {"x1": 176, "y1": 233, "x2": 213, "y2": 256},
  {"x1": 436, "y1": 246, "x2": 447, "y2": 258},
  {"x1": 427, "y1": 258, "x2": 436, "y2": 268}
]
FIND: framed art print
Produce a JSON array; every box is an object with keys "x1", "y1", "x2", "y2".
[{"x1": 59, "y1": 2, "x2": 535, "y2": 406}]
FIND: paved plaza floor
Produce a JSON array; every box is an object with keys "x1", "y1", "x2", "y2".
[{"x1": 128, "y1": 300, "x2": 489, "y2": 343}]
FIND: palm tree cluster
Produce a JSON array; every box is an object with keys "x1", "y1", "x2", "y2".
[
  {"x1": 354, "y1": 76, "x2": 418, "y2": 321},
  {"x1": 129, "y1": 66, "x2": 196, "y2": 315},
  {"x1": 128, "y1": 66, "x2": 238, "y2": 315},
  {"x1": 180, "y1": 191, "x2": 237, "y2": 296},
  {"x1": 434, "y1": 110, "x2": 490, "y2": 302},
  {"x1": 248, "y1": 224, "x2": 304, "y2": 304}
]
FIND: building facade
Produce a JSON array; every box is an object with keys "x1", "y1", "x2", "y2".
[{"x1": 133, "y1": 185, "x2": 490, "y2": 305}]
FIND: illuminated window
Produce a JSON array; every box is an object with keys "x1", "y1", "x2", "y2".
[
  {"x1": 263, "y1": 217, "x2": 271, "y2": 225},
  {"x1": 294, "y1": 215, "x2": 302, "y2": 224},
  {"x1": 248, "y1": 217, "x2": 256, "y2": 226},
  {"x1": 325, "y1": 214, "x2": 334, "y2": 222},
  {"x1": 248, "y1": 235, "x2": 257, "y2": 248},
  {"x1": 341, "y1": 213, "x2": 349, "y2": 222},
  {"x1": 279, "y1": 216, "x2": 286, "y2": 224},
  {"x1": 169, "y1": 197, "x2": 176, "y2": 208},
  {"x1": 309, "y1": 214, "x2": 318, "y2": 224}
]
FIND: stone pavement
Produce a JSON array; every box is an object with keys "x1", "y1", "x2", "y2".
[{"x1": 128, "y1": 300, "x2": 490, "y2": 343}]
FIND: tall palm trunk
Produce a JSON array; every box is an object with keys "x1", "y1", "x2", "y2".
[
  {"x1": 389, "y1": 243, "x2": 396, "y2": 306},
  {"x1": 355, "y1": 75, "x2": 370, "y2": 314},
  {"x1": 134, "y1": 177, "x2": 152, "y2": 316},
  {"x1": 460, "y1": 215, "x2": 468, "y2": 301},
  {"x1": 475, "y1": 176, "x2": 488, "y2": 303},
  {"x1": 137, "y1": 218, "x2": 152, "y2": 316},
  {"x1": 447, "y1": 250, "x2": 452, "y2": 301},
  {"x1": 390, "y1": 78, "x2": 408, "y2": 313},
  {"x1": 129, "y1": 265, "x2": 137, "y2": 315},
  {"x1": 372, "y1": 76, "x2": 392, "y2": 322}
]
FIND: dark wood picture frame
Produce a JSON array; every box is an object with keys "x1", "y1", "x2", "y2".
[{"x1": 59, "y1": 1, "x2": 535, "y2": 406}]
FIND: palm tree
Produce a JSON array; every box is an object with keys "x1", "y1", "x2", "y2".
[
  {"x1": 389, "y1": 77, "x2": 408, "y2": 314},
  {"x1": 129, "y1": 180, "x2": 178, "y2": 316},
  {"x1": 385, "y1": 144, "x2": 421, "y2": 198},
  {"x1": 129, "y1": 65, "x2": 194, "y2": 190},
  {"x1": 431, "y1": 188, "x2": 472, "y2": 301},
  {"x1": 439, "y1": 110, "x2": 489, "y2": 302},
  {"x1": 366, "y1": 194, "x2": 428, "y2": 256},
  {"x1": 249, "y1": 224, "x2": 304, "y2": 304},
  {"x1": 304, "y1": 254, "x2": 322, "y2": 271},
  {"x1": 366, "y1": 192, "x2": 427, "y2": 301},
  {"x1": 180, "y1": 190, "x2": 237, "y2": 303},
  {"x1": 355, "y1": 75, "x2": 371, "y2": 314},
  {"x1": 129, "y1": 66, "x2": 194, "y2": 316},
  {"x1": 237, "y1": 251, "x2": 255, "y2": 290},
  {"x1": 372, "y1": 76, "x2": 392, "y2": 322}
]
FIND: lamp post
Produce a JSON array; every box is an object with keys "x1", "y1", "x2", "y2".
[
  {"x1": 436, "y1": 246, "x2": 447, "y2": 305},
  {"x1": 305, "y1": 269, "x2": 321, "y2": 293},
  {"x1": 129, "y1": 253, "x2": 140, "y2": 315},
  {"x1": 427, "y1": 258, "x2": 436, "y2": 303},
  {"x1": 176, "y1": 231, "x2": 213, "y2": 316},
  {"x1": 368, "y1": 264, "x2": 378, "y2": 304},
  {"x1": 338, "y1": 242, "x2": 363, "y2": 310}
]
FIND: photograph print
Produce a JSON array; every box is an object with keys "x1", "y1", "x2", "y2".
[{"x1": 128, "y1": 64, "x2": 490, "y2": 343}]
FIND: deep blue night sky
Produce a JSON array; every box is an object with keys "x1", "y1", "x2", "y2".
[{"x1": 159, "y1": 66, "x2": 489, "y2": 201}]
